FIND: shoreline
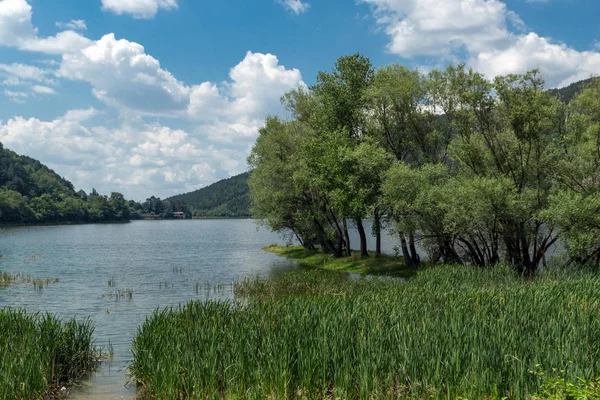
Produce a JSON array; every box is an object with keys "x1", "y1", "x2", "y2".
[
  {"x1": 264, "y1": 244, "x2": 414, "y2": 277},
  {"x1": 0, "y1": 220, "x2": 132, "y2": 229}
]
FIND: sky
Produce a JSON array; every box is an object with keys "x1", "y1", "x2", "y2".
[{"x1": 0, "y1": 0, "x2": 598, "y2": 201}]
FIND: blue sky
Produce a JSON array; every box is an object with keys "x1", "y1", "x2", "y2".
[{"x1": 0, "y1": 0, "x2": 598, "y2": 200}]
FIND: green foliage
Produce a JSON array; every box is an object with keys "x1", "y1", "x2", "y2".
[
  {"x1": 532, "y1": 367, "x2": 600, "y2": 399},
  {"x1": 167, "y1": 172, "x2": 249, "y2": 218},
  {"x1": 0, "y1": 142, "x2": 143, "y2": 224},
  {"x1": 132, "y1": 266, "x2": 600, "y2": 399},
  {"x1": 0, "y1": 309, "x2": 99, "y2": 399},
  {"x1": 252, "y1": 53, "x2": 597, "y2": 271},
  {"x1": 548, "y1": 77, "x2": 596, "y2": 104},
  {"x1": 546, "y1": 78, "x2": 600, "y2": 266}
]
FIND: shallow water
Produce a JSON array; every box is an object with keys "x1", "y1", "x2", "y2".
[{"x1": 0, "y1": 220, "x2": 299, "y2": 399}]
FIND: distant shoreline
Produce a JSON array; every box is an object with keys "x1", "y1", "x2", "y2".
[
  {"x1": 0, "y1": 220, "x2": 131, "y2": 229},
  {"x1": 0, "y1": 218, "x2": 255, "y2": 228},
  {"x1": 191, "y1": 216, "x2": 252, "y2": 220}
]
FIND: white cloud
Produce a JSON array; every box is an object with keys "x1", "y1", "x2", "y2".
[
  {"x1": 0, "y1": 63, "x2": 53, "y2": 83},
  {"x1": 472, "y1": 32, "x2": 600, "y2": 87},
  {"x1": 277, "y1": 0, "x2": 310, "y2": 14},
  {"x1": 0, "y1": 0, "x2": 91, "y2": 54},
  {"x1": 0, "y1": 0, "x2": 35, "y2": 47},
  {"x1": 19, "y1": 30, "x2": 93, "y2": 55},
  {"x1": 101, "y1": 0, "x2": 178, "y2": 19},
  {"x1": 361, "y1": 0, "x2": 510, "y2": 57},
  {"x1": 228, "y1": 51, "x2": 305, "y2": 117},
  {"x1": 56, "y1": 19, "x2": 87, "y2": 31},
  {"x1": 362, "y1": 0, "x2": 600, "y2": 87},
  {"x1": 0, "y1": 0, "x2": 303, "y2": 199},
  {"x1": 506, "y1": 10, "x2": 526, "y2": 33},
  {"x1": 4, "y1": 90, "x2": 28, "y2": 103},
  {"x1": 58, "y1": 34, "x2": 304, "y2": 142},
  {"x1": 0, "y1": 111, "x2": 249, "y2": 199},
  {"x1": 31, "y1": 85, "x2": 56, "y2": 95},
  {"x1": 59, "y1": 35, "x2": 304, "y2": 121},
  {"x1": 63, "y1": 107, "x2": 99, "y2": 122},
  {"x1": 58, "y1": 33, "x2": 190, "y2": 114}
]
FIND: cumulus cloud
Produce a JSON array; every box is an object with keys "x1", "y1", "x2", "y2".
[
  {"x1": 0, "y1": 0, "x2": 303, "y2": 197},
  {"x1": 0, "y1": 111, "x2": 248, "y2": 199},
  {"x1": 228, "y1": 51, "x2": 304, "y2": 117},
  {"x1": 472, "y1": 33, "x2": 600, "y2": 87},
  {"x1": 277, "y1": 0, "x2": 310, "y2": 14},
  {"x1": 56, "y1": 19, "x2": 87, "y2": 31},
  {"x1": 58, "y1": 33, "x2": 190, "y2": 114},
  {"x1": 58, "y1": 35, "x2": 304, "y2": 121},
  {"x1": 0, "y1": 0, "x2": 91, "y2": 54},
  {"x1": 361, "y1": 0, "x2": 510, "y2": 57},
  {"x1": 101, "y1": 0, "x2": 178, "y2": 19},
  {"x1": 362, "y1": 0, "x2": 600, "y2": 87}
]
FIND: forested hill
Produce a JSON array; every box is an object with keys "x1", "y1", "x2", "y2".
[
  {"x1": 0, "y1": 143, "x2": 134, "y2": 224},
  {"x1": 549, "y1": 77, "x2": 595, "y2": 104},
  {"x1": 167, "y1": 172, "x2": 251, "y2": 218}
]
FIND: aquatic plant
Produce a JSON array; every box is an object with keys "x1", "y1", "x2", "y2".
[
  {"x1": 131, "y1": 266, "x2": 600, "y2": 399},
  {"x1": 0, "y1": 271, "x2": 59, "y2": 288},
  {"x1": 0, "y1": 309, "x2": 100, "y2": 399},
  {"x1": 103, "y1": 288, "x2": 134, "y2": 300}
]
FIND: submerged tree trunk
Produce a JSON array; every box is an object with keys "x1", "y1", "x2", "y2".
[{"x1": 355, "y1": 218, "x2": 369, "y2": 258}]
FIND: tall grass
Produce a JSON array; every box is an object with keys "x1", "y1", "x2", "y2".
[
  {"x1": 0, "y1": 309, "x2": 100, "y2": 399},
  {"x1": 131, "y1": 265, "x2": 600, "y2": 399}
]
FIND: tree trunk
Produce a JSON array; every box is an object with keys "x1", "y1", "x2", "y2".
[
  {"x1": 400, "y1": 233, "x2": 414, "y2": 267},
  {"x1": 355, "y1": 218, "x2": 369, "y2": 258},
  {"x1": 374, "y1": 208, "x2": 382, "y2": 258},
  {"x1": 408, "y1": 232, "x2": 419, "y2": 266},
  {"x1": 343, "y1": 219, "x2": 352, "y2": 257}
]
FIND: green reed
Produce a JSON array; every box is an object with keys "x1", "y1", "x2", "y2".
[
  {"x1": 131, "y1": 265, "x2": 600, "y2": 399},
  {"x1": 0, "y1": 309, "x2": 101, "y2": 399}
]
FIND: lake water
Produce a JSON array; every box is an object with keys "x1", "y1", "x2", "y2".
[{"x1": 0, "y1": 219, "x2": 398, "y2": 399}]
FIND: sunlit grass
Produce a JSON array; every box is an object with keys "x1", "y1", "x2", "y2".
[
  {"x1": 264, "y1": 244, "x2": 412, "y2": 276},
  {"x1": 131, "y1": 265, "x2": 600, "y2": 399},
  {"x1": 0, "y1": 309, "x2": 101, "y2": 399}
]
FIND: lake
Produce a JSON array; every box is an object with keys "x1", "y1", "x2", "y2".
[{"x1": 0, "y1": 219, "x2": 398, "y2": 399}]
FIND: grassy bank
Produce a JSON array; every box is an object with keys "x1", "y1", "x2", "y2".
[
  {"x1": 0, "y1": 309, "x2": 100, "y2": 399},
  {"x1": 264, "y1": 244, "x2": 411, "y2": 276},
  {"x1": 131, "y1": 265, "x2": 600, "y2": 399}
]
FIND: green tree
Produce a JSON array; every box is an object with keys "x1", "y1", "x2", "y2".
[{"x1": 546, "y1": 78, "x2": 600, "y2": 265}]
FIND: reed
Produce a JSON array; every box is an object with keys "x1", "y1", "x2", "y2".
[
  {"x1": 0, "y1": 271, "x2": 59, "y2": 288},
  {"x1": 131, "y1": 265, "x2": 600, "y2": 399},
  {"x1": 0, "y1": 309, "x2": 100, "y2": 399}
]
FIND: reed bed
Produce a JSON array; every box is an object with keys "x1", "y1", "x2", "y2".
[
  {"x1": 131, "y1": 266, "x2": 600, "y2": 399},
  {"x1": 0, "y1": 309, "x2": 100, "y2": 399},
  {"x1": 0, "y1": 271, "x2": 59, "y2": 288}
]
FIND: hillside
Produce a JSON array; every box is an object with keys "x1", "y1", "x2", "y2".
[
  {"x1": 0, "y1": 142, "x2": 133, "y2": 224},
  {"x1": 167, "y1": 172, "x2": 251, "y2": 218},
  {"x1": 549, "y1": 77, "x2": 596, "y2": 104}
]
